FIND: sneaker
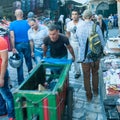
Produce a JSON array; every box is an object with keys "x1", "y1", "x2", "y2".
[
  {"x1": 87, "y1": 96, "x2": 92, "y2": 102},
  {"x1": 94, "y1": 91, "x2": 98, "y2": 97},
  {"x1": 9, "y1": 118, "x2": 15, "y2": 120},
  {"x1": 74, "y1": 73, "x2": 80, "y2": 79}
]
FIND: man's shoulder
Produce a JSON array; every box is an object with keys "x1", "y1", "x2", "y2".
[
  {"x1": 59, "y1": 33, "x2": 67, "y2": 38},
  {"x1": 39, "y1": 25, "x2": 48, "y2": 33},
  {"x1": 59, "y1": 34, "x2": 69, "y2": 42},
  {"x1": 66, "y1": 21, "x2": 75, "y2": 31},
  {"x1": 28, "y1": 28, "x2": 33, "y2": 36},
  {"x1": 44, "y1": 36, "x2": 49, "y2": 41},
  {"x1": 67, "y1": 20, "x2": 74, "y2": 26},
  {"x1": 10, "y1": 20, "x2": 27, "y2": 26},
  {"x1": 11, "y1": 20, "x2": 28, "y2": 24},
  {"x1": 40, "y1": 25, "x2": 47, "y2": 29},
  {"x1": 77, "y1": 21, "x2": 89, "y2": 28},
  {"x1": 78, "y1": 19, "x2": 84, "y2": 25},
  {"x1": 28, "y1": 28, "x2": 32, "y2": 33}
]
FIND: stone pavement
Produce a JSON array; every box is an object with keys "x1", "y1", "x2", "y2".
[{"x1": 0, "y1": 28, "x2": 119, "y2": 120}]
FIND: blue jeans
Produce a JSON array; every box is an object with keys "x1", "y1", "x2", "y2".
[
  {"x1": 34, "y1": 48, "x2": 43, "y2": 64},
  {"x1": 106, "y1": 26, "x2": 108, "y2": 38},
  {"x1": 34, "y1": 48, "x2": 50, "y2": 64},
  {"x1": 0, "y1": 70, "x2": 15, "y2": 118},
  {"x1": 15, "y1": 42, "x2": 33, "y2": 85}
]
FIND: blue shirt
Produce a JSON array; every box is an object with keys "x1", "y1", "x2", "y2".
[{"x1": 10, "y1": 20, "x2": 30, "y2": 43}]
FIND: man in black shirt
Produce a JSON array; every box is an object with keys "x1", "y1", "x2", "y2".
[{"x1": 43, "y1": 24, "x2": 75, "y2": 61}]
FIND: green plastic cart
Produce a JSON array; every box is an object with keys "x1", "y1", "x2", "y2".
[{"x1": 13, "y1": 59, "x2": 73, "y2": 120}]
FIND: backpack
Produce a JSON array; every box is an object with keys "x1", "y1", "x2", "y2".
[{"x1": 86, "y1": 23, "x2": 103, "y2": 61}]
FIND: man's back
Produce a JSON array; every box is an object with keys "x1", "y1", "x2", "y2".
[
  {"x1": 10, "y1": 20, "x2": 30, "y2": 42},
  {"x1": 9, "y1": 9, "x2": 33, "y2": 85}
]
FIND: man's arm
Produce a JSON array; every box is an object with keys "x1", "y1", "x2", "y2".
[
  {"x1": 65, "y1": 22, "x2": 71, "y2": 38},
  {"x1": 10, "y1": 31, "x2": 17, "y2": 53},
  {"x1": 66, "y1": 45, "x2": 75, "y2": 61},
  {"x1": 42, "y1": 44, "x2": 48, "y2": 57},
  {"x1": 29, "y1": 40, "x2": 34, "y2": 57},
  {"x1": 0, "y1": 50, "x2": 8, "y2": 87},
  {"x1": 66, "y1": 31, "x2": 70, "y2": 38}
]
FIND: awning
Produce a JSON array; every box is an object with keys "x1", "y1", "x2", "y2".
[
  {"x1": 60, "y1": 0, "x2": 89, "y2": 6},
  {"x1": 70, "y1": 0, "x2": 89, "y2": 4}
]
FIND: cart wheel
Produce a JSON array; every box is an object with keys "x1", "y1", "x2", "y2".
[{"x1": 66, "y1": 86, "x2": 73, "y2": 120}]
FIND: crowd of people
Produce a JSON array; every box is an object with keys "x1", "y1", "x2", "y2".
[{"x1": 0, "y1": 8, "x2": 118, "y2": 119}]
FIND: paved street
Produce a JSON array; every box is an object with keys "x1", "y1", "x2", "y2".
[{"x1": 0, "y1": 28, "x2": 119, "y2": 120}]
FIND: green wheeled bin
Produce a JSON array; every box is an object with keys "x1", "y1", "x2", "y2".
[{"x1": 13, "y1": 59, "x2": 73, "y2": 120}]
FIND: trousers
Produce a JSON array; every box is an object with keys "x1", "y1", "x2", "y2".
[
  {"x1": 82, "y1": 61, "x2": 99, "y2": 96},
  {"x1": 15, "y1": 42, "x2": 33, "y2": 85},
  {"x1": 70, "y1": 41, "x2": 80, "y2": 74}
]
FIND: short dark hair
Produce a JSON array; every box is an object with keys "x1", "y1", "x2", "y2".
[
  {"x1": 71, "y1": 9, "x2": 79, "y2": 14},
  {"x1": 48, "y1": 24, "x2": 59, "y2": 31}
]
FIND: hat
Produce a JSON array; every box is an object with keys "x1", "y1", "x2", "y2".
[
  {"x1": 27, "y1": 12, "x2": 34, "y2": 18},
  {"x1": 83, "y1": 9, "x2": 92, "y2": 19}
]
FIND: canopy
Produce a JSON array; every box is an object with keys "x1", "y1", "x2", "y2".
[
  {"x1": 70, "y1": 0, "x2": 89, "y2": 4},
  {"x1": 60, "y1": 0, "x2": 89, "y2": 6}
]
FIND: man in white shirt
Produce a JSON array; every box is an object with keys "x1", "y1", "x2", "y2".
[
  {"x1": 66, "y1": 9, "x2": 83, "y2": 79},
  {"x1": 28, "y1": 18, "x2": 49, "y2": 64}
]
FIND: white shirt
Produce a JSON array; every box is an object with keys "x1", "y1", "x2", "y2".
[
  {"x1": 28, "y1": 25, "x2": 48, "y2": 48},
  {"x1": 65, "y1": 18, "x2": 71, "y2": 25},
  {"x1": 66, "y1": 19, "x2": 83, "y2": 42}
]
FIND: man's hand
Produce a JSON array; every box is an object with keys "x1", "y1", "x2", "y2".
[
  {"x1": 12, "y1": 48, "x2": 18, "y2": 54},
  {"x1": 72, "y1": 57, "x2": 75, "y2": 62},
  {"x1": 31, "y1": 52, "x2": 34, "y2": 58},
  {"x1": 0, "y1": 79, "x2": 4, "y2": 87}
]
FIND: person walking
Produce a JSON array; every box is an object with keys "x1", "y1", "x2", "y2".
[
  {"x1": 43, "y1": 24, "x2": 75, "y2": 62},
  {"x1": 10, "y1": 9, "x2": 33, "y2": 85},
  {"x1": 76, "y1": 10, "x2": 105, "y2": 102},
  {"x1": 28, "y1": 18, "x2": 49, "y2": 64},
  {"x1": 27, "y1": 11, "x2": 35, "y2": 20},
  {"x1": 0, "y1": 36, "x2": 15, "y2": 120},
  {"x1": 97, "y1": 14, "x2": 107, "y2": 38},
  {"x1": 66, "y1": 9, "x2": 83, "y2": 79}
]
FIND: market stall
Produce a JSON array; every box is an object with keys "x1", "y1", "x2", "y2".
[{"x1": 100, "y1": 37, "x2": 120, "y2": 119}]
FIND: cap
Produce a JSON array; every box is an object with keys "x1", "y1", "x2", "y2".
[
  {"x1": 27, "y1": 12, "x2": 34, "y2": 18},
  {"x1": 83, "y1": 9, "x2": 92, "y2": 19}
]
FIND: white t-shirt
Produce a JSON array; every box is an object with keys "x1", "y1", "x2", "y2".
[
  {"x1": 108, "y1": 15, "x2": 114, "y2": 23},
  {"x1": 66, "y1": 19, "x2": 83, "y2": 42},
  {"x1": 28, "y1": 25, "x2": 48, "y2": 48},
  {"x1": 65, "y1": 18, "x2": 71, "y2": 25}
]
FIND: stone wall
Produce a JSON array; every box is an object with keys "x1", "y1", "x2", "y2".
[{"x1": 89, "y1": 0, "x2": 117, "y2": 17}]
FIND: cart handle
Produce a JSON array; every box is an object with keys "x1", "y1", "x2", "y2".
[{"x1": 41, "y1": 58, "x2": 73, "y2": 64}]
